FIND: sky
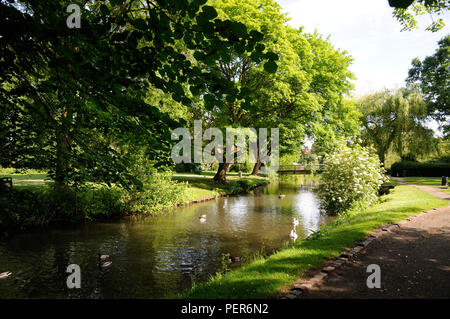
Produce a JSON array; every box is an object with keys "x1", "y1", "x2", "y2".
[{"x1": 278, "y1": 0, "x2": 449, "y2": 97}]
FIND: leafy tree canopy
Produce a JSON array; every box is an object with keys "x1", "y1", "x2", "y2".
[
  {"x1": 407, "y1": 35, "x2": 449, "y2": 136},
  {"x1": 389, "y1": 0, "x2": 450, "y2": 31},
  {"x1": 358, "y1": 88, "x2": 437, "y2": 164},
  {"x1": 0, "y1": 0, "x2": 277, "y2": 189}
]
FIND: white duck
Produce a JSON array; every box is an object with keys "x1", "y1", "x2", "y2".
[
  {"x1": 199, "y1": 214, "x2": 207, "y2": 223},
  {"x1": 98, "y1": 253, "x2": 109, "y2": 261},
  {"x1": 0, "y1": 272, "x2": 12, "y2": 280},
  {"x1": 289, "y1": 228, "x2": 298, "y2": 241}
]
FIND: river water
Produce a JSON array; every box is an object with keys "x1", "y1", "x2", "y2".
[{"x1": 0, "y1": 178, "x2": 332, "y2": 298}]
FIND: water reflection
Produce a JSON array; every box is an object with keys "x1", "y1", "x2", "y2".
[{"x1": 0, "y1": 177, "x2": 332, "y2": 298}]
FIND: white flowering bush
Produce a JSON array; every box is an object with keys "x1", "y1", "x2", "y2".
[{"x1": 318, "y1": 142, "x2": 388, "y2": 215}]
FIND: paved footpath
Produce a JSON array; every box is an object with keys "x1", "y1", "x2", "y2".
[{"x1": 297, "y1": 179, "x2": 450, "y2": 298}]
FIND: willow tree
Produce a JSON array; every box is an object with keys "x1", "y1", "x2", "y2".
[{"x1": 358, "y1": 88, "x2": 436, "y2": 164}]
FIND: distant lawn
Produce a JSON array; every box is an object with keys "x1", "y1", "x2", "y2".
[
  {"x1": 0, "y1": 168, "x2": 270, "y2": 202},
  {"x1": 181, "y1": 185, "x2": 448, "y2": 299},
  {"x1": 403, "y1": 176, "x2": 450, "y2": 194},
  {"x1": 173, "y1": 171, "x2": 270, "y2": 201},
  {"x1": 0, "y1": 168, "x2": 51, "y2": 191}
]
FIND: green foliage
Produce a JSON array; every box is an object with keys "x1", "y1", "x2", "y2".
[
  {"x1": 390, "y1": 160, "x2": 450, "y2": 177},
  {"x1": 407, "y1": 35, "x2": 450, "y2": 136},
  {"x1": 0, "y1": 0, "x2": 275, "y2": 189},
  {"x1": 124, "y1": 170, "x2": 189, "y2": 213},
  {"x1": 358, "y1": 88, "x2": 436, "y2": 164},
  {"x1": 318, "y1": 141, "x2": 388, "y2": 214},
  {"x1": 0, "y1": 185, "x2": 125, "y2": 229},
  {"x1": 225, "y1": 179, "x2": 254, "y2": 194},
  {"x1": 390, "y1": 0, "x2": 450, "y2": 31}
]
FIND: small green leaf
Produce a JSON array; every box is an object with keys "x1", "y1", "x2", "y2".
[
  {"x1": 265, "y1": 51, "x2": 279, "y2": 61},
  {"x1": 201, "y1": 5, "x2": 218, "y2": 20},
  {"x1": 249, "y1": 30, "x2": 264, "y2": 42},
  {"x1": 263, "y1": 61, "x2": 278, "y2": 73},
  {"x1": 100, "y1": 4, "x2": 109, "y2": 16}
]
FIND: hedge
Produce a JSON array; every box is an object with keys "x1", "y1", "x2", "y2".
[{"x1": 390, "y1": 161, "x2": 450, "y2": 177}]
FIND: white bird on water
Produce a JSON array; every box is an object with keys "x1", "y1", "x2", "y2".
[
  {"x1": 0, "y1": 272, "x2": 12, "y2": 280},
  {"x1": 293, "y1": 218, "x2": 299, "y2": 228},
  {"x1": 199, "y1": 214, "x2": 207, "y2": 223},
  {"x1": 289, "y1": 228, "x2": 298, "y2": 241}
]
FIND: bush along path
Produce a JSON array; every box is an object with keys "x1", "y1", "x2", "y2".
[{"x1": 281, "y1": 179, "x2": 450, "y2": 299}]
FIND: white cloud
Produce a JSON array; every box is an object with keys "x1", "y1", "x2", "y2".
[{"x1": 278, "y1": 0, "x2": 450, "y2": 96}]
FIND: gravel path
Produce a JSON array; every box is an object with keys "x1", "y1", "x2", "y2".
[{"x1": 296, "y1": 180, "x2": 450, "y2": 299}]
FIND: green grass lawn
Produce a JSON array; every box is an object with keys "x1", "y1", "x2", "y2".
[
  {"x1": 173, "y1": 171, "x2": 269, "y2": 201},
  {"x1": 402, "y1": 176, "x2": 450, "y2": 194},
  {"x1": 181, "y1": 185, "x2": 449, "y2": 299},
  {"x1": 0, "y1": 168, "x2": 270, "y2": 203},
  {"x1": 0, "y1": 168, "x2": 51, "y2": 191}
]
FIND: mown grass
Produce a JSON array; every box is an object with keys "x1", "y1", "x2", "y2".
[
  {"x1": 181, "y1": 185, "x2": 449, "y2": 299},
  {"x1": 0, "y1": 168, "x2": 51, "y2": 191},
  {"x1": 402, "y1": 176, "x2": 450, "y2": 194},
  {"x1": 0, "y1": 169, "x2": 269, "y2": 202},
  {"x1": 173, "y1": 171, "x2": 269, "y2": 201}
]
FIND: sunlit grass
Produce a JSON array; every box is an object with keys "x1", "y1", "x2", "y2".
[
  {"x1": 402, "y1": 176, "x2": 450, "y2": 194},
  {"x1": 173, "y1": 171, "x2": 269, "y2": 201},
  {"x1": 0, "y1": 168, "x2": 51, "y2": 191},
  {"x1": 181, "y1": 185, "x2": 449, "y2": 299},
  {"x1": 0, "y1": 168, "x2": 269, "y2": 203}
]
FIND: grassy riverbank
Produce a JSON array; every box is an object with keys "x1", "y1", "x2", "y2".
[
  {"x1": 0, "y1": 168, "x2": 270, "y2": 229},
  {"x1": 181, "y1": 185, "x2": 449, "y2": 299},
  {"x1": 174, "y1": 171, "x2": 269, "y2": 201},
  {"x1": 402, "y1": 176, "x2": 450, "y2": 194}
]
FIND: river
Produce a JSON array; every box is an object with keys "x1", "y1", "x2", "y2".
[{"x1": 0, "y1": 177, "x2": 332, "y2": 298}]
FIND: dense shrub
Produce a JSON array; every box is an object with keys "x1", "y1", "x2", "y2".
[
  {"x1": 124, "y1": 170, "x2": 188, "y2": 213},
  {"x1": 390, "y1": 160, "x2": 450, "y2": 177},
  {"x1": 0, "y1": 185, "x2": 126, "y2": 228},
  {"x1": 318, "y1": 142, "x2": 388, "y2": 215},
  {"x1": 225, "y1": 179, "x2": 254, "y2": 194}
]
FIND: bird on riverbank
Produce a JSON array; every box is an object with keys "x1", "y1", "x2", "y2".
[
  {"x1": 289, "y1": 229, "x2": 298, "y2": 241},
  {"x1": 99, "y1": 261, "x2": 112, "y2": 270},
  {"x1": 199, "y1": 214, "x2": 207, "y2": 223},
  {"x1": 0, "y1": 272, "x2": 12, "y2": 279},
  {"x1": 98, "y1": 253, "x2": 109, "y2": 261},
  {"x1": 278, "y1": 194, "x2": 285, "y2": 199},
  {"x1": 293, "y1": 218, "x2": 299, "y2": 228},
  {"x1": 228, "y1": 256, "x2": 241, "y2": 263}
]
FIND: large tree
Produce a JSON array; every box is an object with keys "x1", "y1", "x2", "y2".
[
  {"x1": 0, "y1": 0, "x2": 276, "y2": 189},
  {"x1": 194, "y1": 0, "x2": 318, "y2": 182},
  {"x1": 358, "y1": 88, "x2": 436, "y2": 164},
  {"x1": 406, "y1": 35, "x2": 449, "y2": 136},
  {"x1": 197, "y1": 0, "x2": 357, "y2": 182}
]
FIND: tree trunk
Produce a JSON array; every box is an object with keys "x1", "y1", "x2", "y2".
[
  {"x1": 251, "y1": 158, "x2": 261, "y2": 175},
  {"x1": 55, "y1": 127, "x2": 71, "y2": 191},
  {"x1": 213, "y1": 162, "x2": 233, "y2": 183},
  {"x1": 379, "y1": 152, "x2": 385, "y2": 168}
]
